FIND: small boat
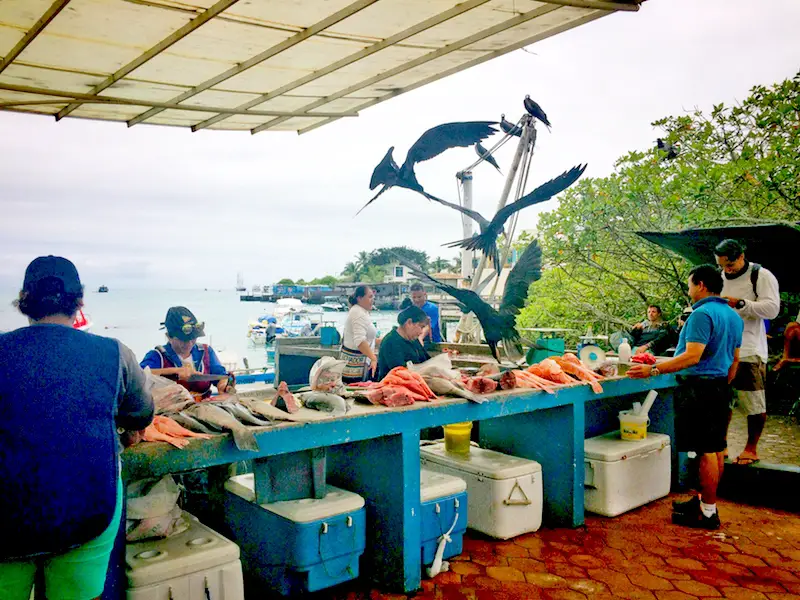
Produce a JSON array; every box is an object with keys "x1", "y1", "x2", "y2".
[
  {"x1": 247, "y1": 316, "x2": 277, "y2": 345},
  {"x1": 98, "y1": 285, "x2": 108, "y2": 293},
  {"x1": 320, "y1": 296, "x2": 347, "y2": 312},
  {"x1": 235, "y1": 272, "x2": 246, "y2": 292},
  {"x1": 73, "y1": 309, "x2": 92, "y2": 332}
]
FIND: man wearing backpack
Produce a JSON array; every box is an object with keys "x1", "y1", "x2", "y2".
[{"x1": 715, "y1": 239, "x2": 780, "y2": 465}]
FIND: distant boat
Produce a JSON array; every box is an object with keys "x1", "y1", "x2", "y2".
[
  {"x1": 236, "y1": 271, "x2": 246, "y2": 292},
  {"x1": 98, "y1": 285, "x2": 108, "y2": 293}
]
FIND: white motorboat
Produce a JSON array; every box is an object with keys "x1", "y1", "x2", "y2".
[{"x1": 320, "y1": 296, "x2": 347, "y2": 312}]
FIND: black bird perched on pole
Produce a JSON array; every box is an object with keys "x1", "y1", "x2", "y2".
[
  {"x1": 436, "y1": 165, "x2": 587, "y2": 274},
  {"x1": 656, "y1": 138, "x2": 679, "y2": 159},
  {"x1": 392, "y1": 240, "x2": 543, "y2": 363},
  {"x1": 523, "y1": 95, "x2": 551, "y2": 130},
  {"x1": 499, "y1": 114, "x2": 522, "y2": 137},
  {"x1": 474, "y1": 142, "x2": 502, "y2": 174},
  {"x1": 358, "y1": 121, "x2": 498, "y2": 215}
]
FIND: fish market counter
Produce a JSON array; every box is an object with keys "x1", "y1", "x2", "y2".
[{"x1": 121, "y1": 375, "x2": 678, "y2": 594}]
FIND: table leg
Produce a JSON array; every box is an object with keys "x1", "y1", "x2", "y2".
[{"x1": 327, "y1": 431, "x2": 422, "y2": 593}]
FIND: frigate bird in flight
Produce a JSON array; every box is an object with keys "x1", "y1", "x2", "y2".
[
  {"x1": 437, "y1": 165, "x2": 587, "y2": 274},
  {"x1": 392, "y1": 240, "x2": 543, "y2": 363},
  {"x1": 523, "y1": 95, "x2": 551, "y2": 130},
  {"x1": 474, "y1": 142, "x2": 502, "y2": 174},
  {"x1": 358, "y1": 121, "x2": 498, "y2": 215}
]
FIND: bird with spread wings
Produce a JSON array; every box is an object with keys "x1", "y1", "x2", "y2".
[
  {"x1": 434, "y1": 165, "x2": 586, "y2": 274},
  {"x1": 357, "y1": 121, "x2": 497, "y2": 215},
  {"x1": 392, "y1": 240, "x2": 543, "y2": 363}
]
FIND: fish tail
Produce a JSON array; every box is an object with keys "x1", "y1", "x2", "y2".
[{"x1": 231, "y1": 427, "x2": 259, "y2": 452}]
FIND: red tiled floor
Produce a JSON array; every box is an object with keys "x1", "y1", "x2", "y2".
[{"x1": 308, "y1": 495, "x2": 800, "y2": 600}]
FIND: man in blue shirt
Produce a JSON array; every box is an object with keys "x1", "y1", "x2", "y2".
[
  {"x1": 629, "y1": 264, "x2": 743, "y2": 530},
  {"x1": 410, "y1": 282, "x2": 442, "y2": 344}
]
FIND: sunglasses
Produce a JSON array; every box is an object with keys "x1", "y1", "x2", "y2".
[{"x1": 180, "y1": 321, "x2": 203, "y2": 335}]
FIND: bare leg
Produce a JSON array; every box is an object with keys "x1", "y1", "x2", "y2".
[
  {"x1": 744, "y1": 413, "x2": 767, "y2": 457},
  {"x1": 698, "y1": 452, "x2": 721, "y2": 505}
]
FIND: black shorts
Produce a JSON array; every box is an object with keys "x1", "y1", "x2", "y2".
[{"x1": 674, "y1": 376, "x2": 732, "y2": 454}]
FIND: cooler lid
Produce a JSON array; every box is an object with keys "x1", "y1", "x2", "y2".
[
  {"x1": 584, "y1": 431, "x2": 671, "y2": 462},
  {"x1": 420, "y1": 468, "x2": 466, "y2": 503},
  {"x1": 126, "y1": 513, "x2": 240, "y2": 588},
  {"x1": 420, "y1": 443, "x2": 542, "y2": 480},
  {"x1": 225, "y1": 474, "x2": 364, "y2": 523}
]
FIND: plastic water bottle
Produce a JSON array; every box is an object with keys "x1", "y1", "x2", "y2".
[{"x1": 618, "y1": 338, "x2": 632, "y2": 375}]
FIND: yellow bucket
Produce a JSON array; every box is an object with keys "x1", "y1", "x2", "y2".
[
  {"x1": 444, "y1": 422, "x2": 473, "y2": 454},
  {"x1": 619, "y1": 410, "x2": 649, "y2": 440}
]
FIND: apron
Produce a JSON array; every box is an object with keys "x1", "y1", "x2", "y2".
[{"x1": 340, "y1": 345, "x2": 367, "y2": 382}]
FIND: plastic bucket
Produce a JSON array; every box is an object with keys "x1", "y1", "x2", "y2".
[
  {"x1": 444, "y1": 422, "x2": 473, "y2": 454},
  {"x1": 618, "y1": 410, "x2": 649, "y2": 440}
]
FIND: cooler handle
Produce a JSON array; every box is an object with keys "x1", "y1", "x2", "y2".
[{"x1": 503, "y1": 479, "x2": 532, "y2": 506}]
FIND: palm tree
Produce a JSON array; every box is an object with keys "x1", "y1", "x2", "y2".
[
  {"x1": 341, "y1": 261, "x2": 358, "y2": 281},
  {"x1": 449, "y1": 255, "x2": 462, "y2": 273},
  {"x1": 430, "y1": 256, "x2": 449, "y2": 273},
  {"x1": 355, "y1": 251, "x2": 372, "y2": 279}
]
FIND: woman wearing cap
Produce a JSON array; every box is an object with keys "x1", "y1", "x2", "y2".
[
  {"x1": 0, "y1": 256, "x2": 153, "y2": 600},
  {"x1": 340, "y1": 285, "x2": 378, "y2": 382},
  {"x1": 140, "y1": 306, "x2": 231, "y2": 398},
  {"x1": 376, "y1": 306, "x2": 431, "y2": 380}
]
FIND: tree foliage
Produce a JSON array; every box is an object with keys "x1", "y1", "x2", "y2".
[{"x1": 518, "y1": 72, "x2": 800, "y2": 338}]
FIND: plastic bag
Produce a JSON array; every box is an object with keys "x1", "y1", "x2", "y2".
[
  {"x1": 126, "y1": 475, "x2": 181, "y2": 520},
  {"x1": 309, "y1": 357, "x2": 346, "y2": 395}
]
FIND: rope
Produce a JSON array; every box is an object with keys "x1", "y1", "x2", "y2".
[{"x1": 426, "y1": 510, "x2": 460, "y2": 578}]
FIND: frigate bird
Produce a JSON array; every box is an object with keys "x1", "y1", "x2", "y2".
[
  {"x1": 499, "y1": 114, "x2": 522, "y2": 137},
  {"x1": 392, "y1": 240, "x2": 543, "y2": 362},
  {"x1": 474, "y1": 142, "x2": 502, "y2": 174},
  {"x1": 436, "y1": 165, "x2": 587, "y2": 274},
  {"x1": 358, "y1": 121, "x2": 498, "y2": 215},
  {"x1": 656, "y1": 138, "x2": 679, "y2": 159},
  {"x1": 523, "y1": 96, "x2": 551, "y2": 130}
]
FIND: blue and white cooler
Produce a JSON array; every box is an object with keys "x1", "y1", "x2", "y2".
[
  {"x1": 420, "y1": 468, "x2": 468, "y2": 567},
  {"x1": 223, "y1": 473, "x2": 366, "y2": 596}
]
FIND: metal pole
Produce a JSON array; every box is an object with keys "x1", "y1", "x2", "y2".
[
  {"x1": 459, "y1": 171, "x2": 475, "y2": 281},
  {"x1": 470, "y1": 116, "x2": 533, "y2": 293}
]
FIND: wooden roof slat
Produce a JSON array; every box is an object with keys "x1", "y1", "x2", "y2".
[
  {"x1": 126, "y1": 0, "x2": 379, "y2": 127},
  {"x1": 55, "y1": 0, "x2": 241, "y2": 121},
  {"x1": 0, "y1": 0, "x2": 72, "y2": 75}
]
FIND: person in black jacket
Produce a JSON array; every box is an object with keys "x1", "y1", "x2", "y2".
[
  {"x1": 629, "y1": 304, "x2": 674, "y2": 356},
  {"x1": 0, "y1": 256, "x2": 154, "y2": 600},
  {"x1": 376, "y1": 306, "x2": 431, "y2": 380}
]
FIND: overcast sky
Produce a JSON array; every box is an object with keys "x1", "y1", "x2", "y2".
[{"x1": 1, "y1": 0, "x2": 799, "y2": 291}]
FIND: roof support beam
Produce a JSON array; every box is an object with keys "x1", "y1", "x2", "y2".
[
  {"x1": 298, "y1": 9, "x2": 609, "y2": 135},
  {"x1": 251, "y1": 3, "x2": 566, "y2": 134},
  {"x1": 55, "y1": 0, "x2": 241, "y2": 121},
  {"x1": 0, "y1": 0, "x2": 72, "y2": 75},
  {"x1": 0, "y1": 83, "x2": 357, "y2": 117},
  {"x1": 190, "y1": 0, "x2": 492, "y2": 132},
  {"x1": 127, "y1": 0, "x2": 379, "y2": 128}
]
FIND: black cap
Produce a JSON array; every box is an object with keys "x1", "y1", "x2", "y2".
[
  {"x1": 162, "y1": 306, "x2": 205, "y2": 341},
  {"x1": 23, "y1": 256, "x2": 83, "y2": 295}
]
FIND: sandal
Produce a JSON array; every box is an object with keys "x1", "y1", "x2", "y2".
[{"x1": 733, "y1": 454, "x2": 760, "y2": 466}]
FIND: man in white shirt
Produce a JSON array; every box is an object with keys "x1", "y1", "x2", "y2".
[{"x1": 715, "y1": 239, "x2": 780, "y2": 465}]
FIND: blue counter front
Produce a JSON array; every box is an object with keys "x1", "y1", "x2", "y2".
[{"x1": 122, "y1": 375, "x2": 678, "y2": 594}]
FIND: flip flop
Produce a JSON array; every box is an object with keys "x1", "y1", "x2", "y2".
[{"x1": 733, "y1": 454, "x2": 760, "y2": 466}]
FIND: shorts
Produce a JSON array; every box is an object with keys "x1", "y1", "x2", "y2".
[
  {"x1": 731, "y1": 356, "x2": 767, "y2": 416},
  {"x1": 674, "y1": 376, "x2": 732, "y2": 454},
  {"x1": 0, "y1": 477, "x2": 123, "y2": 600}
]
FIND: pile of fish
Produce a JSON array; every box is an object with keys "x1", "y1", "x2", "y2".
[
  {"x1": 350, "y1": 366, "x2": 437, "y2": 407},
  {"x1": 499, "y1": 354, "x2": 604, "y2": 394}
]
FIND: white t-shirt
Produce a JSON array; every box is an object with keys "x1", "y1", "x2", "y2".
[
  {"x1": 343, "y1": 304, "x2": 377, "y2": 351},
  {"x1": 720, "y1": 263, "x2": 780, "y2": 361}
]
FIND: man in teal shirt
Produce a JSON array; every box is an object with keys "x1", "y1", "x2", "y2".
[{"x1": 629, "y1": 264, "x2": 743, "y2": 530}]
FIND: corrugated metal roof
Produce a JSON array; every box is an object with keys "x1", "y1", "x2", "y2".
[{"x1": 0, "y1": 0, "x2": 641, "y2": 133}]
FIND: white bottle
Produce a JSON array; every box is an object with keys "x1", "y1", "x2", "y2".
[{"x1": 618, "y1": 338, "x2": 632, "y2": 365}]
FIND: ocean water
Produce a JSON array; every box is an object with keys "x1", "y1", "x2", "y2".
[{"x1": 0, "y1": 289, "x2": 400, "y2": 370}]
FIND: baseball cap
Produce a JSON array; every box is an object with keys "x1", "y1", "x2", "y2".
[
  {"x1": 161, "y1": 306, "x2": 206, "y2": 341},
  {"x1": 23, "y1": 256, "x2": 83, "y2": 295}
]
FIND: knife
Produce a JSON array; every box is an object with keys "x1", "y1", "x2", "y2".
[{"x1": 187, "y1": 373, "x2": 229, "y2": 382}]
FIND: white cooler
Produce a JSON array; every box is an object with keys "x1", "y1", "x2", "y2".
[
  {"x1": 584, "y1": 431, "x2": 671, "y2": 517},
  {"x1": 126, "y1": 513, "x2": 244, "y2": 600},
  {"x1": 420, "y1": 443, "x2": 542, "y2": 540}
]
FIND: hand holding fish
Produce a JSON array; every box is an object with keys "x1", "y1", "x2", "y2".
[{"x1": 176, "y1": 363, "x2": 197, "y2": 380}]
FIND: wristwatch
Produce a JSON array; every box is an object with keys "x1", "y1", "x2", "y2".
[
  {"x1": 735, "y1": 299, "x2": 746, "y2": 309},
  {"x1": 650, "y1": 366, "x2": 661, "y2": 377}
]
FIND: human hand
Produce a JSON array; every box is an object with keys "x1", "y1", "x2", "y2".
[
  {"x1": 626, "y1": 364, "x2": 652, "y2": 379},
  {"x1": 632, "y1": 322, "x2": 644, "y2": 330},
  {"x1": 634, "y1": 345, "x2": 649, "y2": 355},
  {"x1": 177, "y1": 364, "x2": 196, "y2": 379},
  {"x1": 370, "y1": 361, "x2": 378, "y2": 377},
  {"x1": 722, "y1": 296, "x2": 739, "y2": 308}
]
